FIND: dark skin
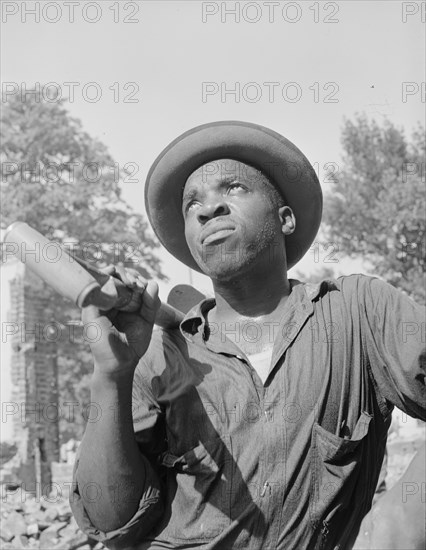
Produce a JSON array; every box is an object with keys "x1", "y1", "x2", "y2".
[
  {"x1": 182, "y1": 159, "x2": 295, "y2": 354},
  {"x1": 77, "y1": 159, "x2": 297, "y2": 528},
  {"x1": 77, "y1": 159, "x2": 424, "y2": 547},
  {"x1": 77, "y1": 274, "x2": 161, "y2": 530}
]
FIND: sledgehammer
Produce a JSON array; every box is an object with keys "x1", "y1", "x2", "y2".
[{"x1": 3, "y1": 221, "x2": 184, "y2": 329}]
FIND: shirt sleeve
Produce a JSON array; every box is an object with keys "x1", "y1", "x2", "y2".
[
  {"x1": 69, "y1": 354, "x2": 166, "y2": 550},
  {"x1": 358, "y1": 275, "x2": 426, "y2": 420}
]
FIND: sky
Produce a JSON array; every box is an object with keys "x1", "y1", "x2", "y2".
[
  {"x1": 2, "y1": 0, "x2": 424, "y2": 295},
  {"x1": 1, "y1": 0, "x2": 425, "y2": 440}
]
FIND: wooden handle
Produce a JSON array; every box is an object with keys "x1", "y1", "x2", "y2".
[{"x1": 4, "y1": 222, "x2": 184, "y2": 329}]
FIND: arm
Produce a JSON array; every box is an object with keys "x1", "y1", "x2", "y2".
[
  {"x1": 353, "y1": 276, "x2": 426, "y2": 548},
  {"x1": 361, "y1": 277, "x2": 425, "y2": 421},
  {"x1": 70, "y1": 268, "x2": 164, "y2": 546}
]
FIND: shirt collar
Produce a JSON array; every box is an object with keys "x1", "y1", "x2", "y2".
[{"x1": 179, "y1": 279, "x2": 326, "y2": 342}]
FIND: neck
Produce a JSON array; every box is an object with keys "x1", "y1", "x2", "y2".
[{"x1": 211, "y1": 263, "x2": 291, "y2": 323}]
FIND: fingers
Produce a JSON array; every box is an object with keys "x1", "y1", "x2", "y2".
[
  {"x1": 134, "y1": 273, "x2": 148, "y2": 293},
  {"x1": 85, "y1": 265, "x2": 156, "y2": 325},
  {"x1": 101, "y1": 265, "x2": 116, "y2": 276},
  {"x1": 139, "y1": 280, "x2": 160, "y2": 324},
  {"x1": 114, "y1": 266, "x2": 144, "y2": 287},
  {"x1": 81, "y1": 303, "x2": 117, "y2": 326}
]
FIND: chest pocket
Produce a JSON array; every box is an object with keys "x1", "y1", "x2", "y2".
[
  {"x1": 309, "y1": 411, "x2": 372, "y2": 536},
  {"x1": 158, "y1": 435, "x2": 233, "y2": 542}
]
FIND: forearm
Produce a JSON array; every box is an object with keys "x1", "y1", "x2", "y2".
[
  {"x1": 76, "y1": 369, "x2": 150, "y2": 532},
  {"x1": 354, "y1": 444, "x2": 425, "y2": 549}
]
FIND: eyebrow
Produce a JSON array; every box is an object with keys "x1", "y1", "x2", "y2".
[
  {"x1": 215, "y1": 175, "x2": 247, "y2": 190},
  {"x1": 182, "y1": 187, "x2": 198, "y2": 206},
  {"x1": 182, "y1": 175, "x2": 247, "y2": 206}
]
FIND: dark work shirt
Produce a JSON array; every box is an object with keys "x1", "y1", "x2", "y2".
[{"x1": 71, "y1": 275, "x2": 426, "y2": 550}]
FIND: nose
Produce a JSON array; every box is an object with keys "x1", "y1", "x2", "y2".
[{"x1": 196, "y1": 200, "x2": 230, "y2": 224}]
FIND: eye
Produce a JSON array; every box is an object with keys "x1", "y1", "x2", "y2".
[
  {"x1": 184, "y1": 200, "x2": 200, "y2": 215},
  {"x1": 227, "y1": 182, "x2": 246, "y2": 194}
]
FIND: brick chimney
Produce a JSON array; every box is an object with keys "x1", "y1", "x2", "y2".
[{"x1": 9, "y1": 266, "x2": 60, "y2": 494}]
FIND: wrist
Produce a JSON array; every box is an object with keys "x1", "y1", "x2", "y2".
[{"x1": 91, "y1": 365, "x2": 136, "y2": 388}]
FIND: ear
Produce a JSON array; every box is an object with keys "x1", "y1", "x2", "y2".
[{"x1": 278, "y1": 206, "x2": 296, "y2": 236}]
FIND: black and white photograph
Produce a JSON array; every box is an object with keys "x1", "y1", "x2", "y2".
[{"x1": 1, "y1": 1, "x2": 425, "y2": 549}]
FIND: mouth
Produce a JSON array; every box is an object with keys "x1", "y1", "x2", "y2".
[{"x1": 201, "y1": 222, "x2": 236, "y2": 245}]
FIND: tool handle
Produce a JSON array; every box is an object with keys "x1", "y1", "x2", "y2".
[{"x1": 3, "y1": 222, "x2": 184, "y2": 329}]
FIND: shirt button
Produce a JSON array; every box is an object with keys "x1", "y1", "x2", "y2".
[{"x1": 260, "y1": 482, "x2": 269, "y2": 497}]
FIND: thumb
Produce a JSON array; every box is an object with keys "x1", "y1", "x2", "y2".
[{"x1": 82, "y1": 304, "x2": 102, "y2": 324}]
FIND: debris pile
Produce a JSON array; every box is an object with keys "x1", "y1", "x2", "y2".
[{"x1": 0, "y1": 486, "x2": 105, "y2": 550}]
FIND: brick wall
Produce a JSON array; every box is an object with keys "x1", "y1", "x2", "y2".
[{"x1": 9, "y1": 266, "x2": 60, "y2": 493}]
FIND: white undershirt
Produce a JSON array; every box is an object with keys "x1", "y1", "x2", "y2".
[{"x1": 247, "y1": 347, "x2": 274, "y2": 384}]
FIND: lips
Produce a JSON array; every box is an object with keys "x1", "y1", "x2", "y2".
[{"x1": 201, "y1": 221, "x2": 236, "y2": 245}]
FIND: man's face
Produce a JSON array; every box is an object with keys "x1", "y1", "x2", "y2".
[{"x1": 182, "y1": 159, "x2": 289, "y2": 281}]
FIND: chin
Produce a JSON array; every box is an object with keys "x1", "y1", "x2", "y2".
[{"x1": 202, "y1": 263, "x2": 243, "y2": 282}]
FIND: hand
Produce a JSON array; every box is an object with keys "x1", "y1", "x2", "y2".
[{"x1": 82, "y1": 266, "x2": 160, "y2": 378}]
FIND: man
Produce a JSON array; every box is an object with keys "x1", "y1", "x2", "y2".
[{"x1": 70, "y1": 122, "x2": 425, "y2": 549}]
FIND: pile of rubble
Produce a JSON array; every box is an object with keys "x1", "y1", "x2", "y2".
[{"x1": 0, "y1": 486, "x2": 105, "y2": 550}]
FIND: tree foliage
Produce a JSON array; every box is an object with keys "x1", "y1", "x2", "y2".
[
  {"x1": 294, "y1": 266, "x2": 337, "y2": 284},
  {"x1": 323, "y1": 115, "x2": 425, "y2": 304},
  {"x1": 1, "y1": 90, "x2": 165, "y2": 439},
  {"x1": 1, "y1": 92, "x2": 163, "y2": 275}
]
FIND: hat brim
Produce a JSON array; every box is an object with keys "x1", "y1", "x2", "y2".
[{"x1": 145, "y1": 121, "x2": 322, "y2": 272}]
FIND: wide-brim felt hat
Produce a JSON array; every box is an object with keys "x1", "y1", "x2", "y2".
[{"x1": 145, "y1": 121, "x2": 322, "y2": 272}]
